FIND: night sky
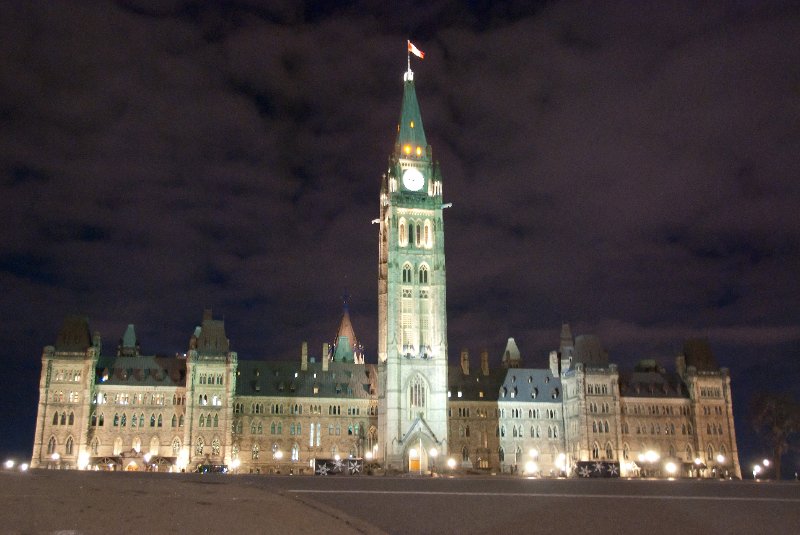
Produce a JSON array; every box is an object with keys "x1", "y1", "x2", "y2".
[{"x1": 2, "y1": 1, "x2": 799, "y2": 474}]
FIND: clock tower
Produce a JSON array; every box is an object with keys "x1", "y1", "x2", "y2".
[{"x1": 378, "y1": 63, "x2": 449, "y2": 471}]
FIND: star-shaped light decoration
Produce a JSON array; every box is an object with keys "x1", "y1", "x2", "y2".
[
  {"x1": 578, "y1": 466, "x2": 592, "y2": 478},
  {"x1": 316, "y1": 463, "x2": 329, "y2": 476},
  {"x1": 593, "y1": 461, "x2": 605, "y2": 473},
  {"x1": 333, "y1": 459, "x2": 345, "y2": 472},
  {"x1": 607, "y1": 464, "x2": 619, "y2": 476},
  {"x1": 348, "y1": 460, "x2": 361, "y2": 474}
]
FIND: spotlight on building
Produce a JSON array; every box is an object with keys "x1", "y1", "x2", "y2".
[
  {"x1": 524, "y1": 461, "x2": 539, "y2": 475},
  {"x1": 644, "y1": 450, "x2": 659, "y2": 463},
  {"x1": 230, "y1": 459, "x2": 240, "y2": 473},
  {"x1": 365, "y1": 451, "x2": 373, "y2": 461},
  {"x1": 529, "y1": 449, "x2": 539, "y2": 459},
  {"x1": 20, "y1": 463, "x2": 29, "y2": 472},
  {"x1": 333, "y1": 454, "x2": 340, "y2": 461},
  {"x1": 447, "y1": 458, "x2": 457, "y2": 470},
  {"x1": 664, "y1": 461, "x2": 678, "y2": 476},
  {"x1": 429, "y1": 448, "x2": 438, "y2": 459},
  {"x1": 4, "y1": 460, "x2": 14, "y2": 469},
  {"x1": 51, "y1": 453, "x2": 60, "y2": 462},
  {"x1": 78, "y1": 452, "x2": 90, "y2": 470},
  {"x1": 143, "y1": 453, "x2": 152, "y2": 464},
  {"x1": 716, "y1": 454, "x2": 725, "y2": 465},
  {"x1": 694, "y1": 457, "x2": 703, "y2": 465},
  {"x1": 274, "y1": 450, "x2": 284, "y2": 460}
]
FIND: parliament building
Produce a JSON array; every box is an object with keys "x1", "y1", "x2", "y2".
[{"x1": 30, "y1": 62, "x2": 741, "y2": 479}]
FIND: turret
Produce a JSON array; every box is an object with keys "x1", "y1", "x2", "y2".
[{"x1": 501, "y1": 337, "x2": 521, "y2": 368}]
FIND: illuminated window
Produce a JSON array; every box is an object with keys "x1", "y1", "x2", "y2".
[
  {"x1": 415, "y1": 146, "x2": 422, "y2": 156},
  {"x1": 399, "y1": 219, "x2": 407, "y2": 246},
  {"x1": 410, "y1": 121, "x2": 414, "y2": 128},
  {"x1": 404, "y1": 144, "x2": 411, "y2": 154}
]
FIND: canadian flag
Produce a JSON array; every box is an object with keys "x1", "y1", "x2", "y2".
[{"x1": 407, "y1": 40, "x2": 425, "y2": 59}]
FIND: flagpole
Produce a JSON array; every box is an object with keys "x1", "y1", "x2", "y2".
[{"x1": 407, "y1": 41, "x2": 411, "y2": 75}]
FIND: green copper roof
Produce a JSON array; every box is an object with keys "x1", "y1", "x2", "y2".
[
  {"x1": 395, "y1": 77, "x2": 428, "y2": 159},
  {"x1": 122, "y1": 324, "x2": 137, "y2": 349}
]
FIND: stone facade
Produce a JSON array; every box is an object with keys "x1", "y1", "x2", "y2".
[{"x1": 29, "y1": 64, "x2": 740, "y2": 479}]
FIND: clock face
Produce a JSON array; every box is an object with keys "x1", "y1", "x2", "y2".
[{"x1": 402, "y1": 167, "x2": 424, "y2": 191}]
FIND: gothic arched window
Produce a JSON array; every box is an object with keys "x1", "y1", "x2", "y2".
[
  {"x1": 402, "y1": 264, "x2": 413, "y2": 284},
  {"x1": 418, "y1": 264, "x2": 428, "y2": 284},
  {"x1": 399, "y1": 219, "x2": 407, "y2": 246}
]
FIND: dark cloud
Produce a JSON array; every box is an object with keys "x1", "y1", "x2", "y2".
[{"x1": 1, "y1": 0, "x2": 799, "y2": 466}]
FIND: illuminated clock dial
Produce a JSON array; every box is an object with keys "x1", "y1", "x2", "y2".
[{"x1": 402, "y1": 167, "x2": 424, "y2": 191}]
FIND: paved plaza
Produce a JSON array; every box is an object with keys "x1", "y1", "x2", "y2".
[{"x1": 3, "y1": 470, "x2": 799, "y2": 534}]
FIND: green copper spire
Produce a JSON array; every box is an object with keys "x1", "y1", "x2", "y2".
[{"x1": 395, "y1": 70, "x2": 428, "y2": 160}]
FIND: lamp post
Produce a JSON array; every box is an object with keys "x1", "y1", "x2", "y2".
[
  {"x1": 429, "y1": 448, "x2": 438, "y2": 476},
  {"x1": 753, "y1": 464, "x2": 762, "y2": 480}
]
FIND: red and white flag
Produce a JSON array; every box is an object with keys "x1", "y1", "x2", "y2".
[{"x1": 407, "y1": 40, "x2": 425, "y2": 59}]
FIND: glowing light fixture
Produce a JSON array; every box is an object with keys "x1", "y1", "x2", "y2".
[
  {"x1": 409, "y1": 448, "x2": 418, "y2": 459},
  {"x1": 447, "y1": 458, "x2": 456, "y2": 469},
  {"x1": 416, "y1": 146, "x2": 422, "y2": 156},
  {"x1": 274, "y1": 450, "x2": 284, "y2": 460},
  {"x1": 529, "y1": 449, "x2": 538, "y2": 458},
  {"x1": 525, "y1": 461, "x2": 538, "y2": 474},
  {"x1": 4, "y1": 460, "x2": 14, "y2": 469},
  {"x1": 762, "y1": 459, "x2": 770, "y2": 467},
  {"x1": 716, "y1": 454, "x2": 725, "y2": 464},
  {"x1": 664, "y1": 461, "x2": 678, "y2": 475},
  {"x1": 365, "y1": 451, "x2": 373, "y2": 461},
  {"x1": 78, "y1": 452, "x2": 90, "y2": 470},
  {"x1": 404, "y1": 144, "x2": 412, "y2": 155},
  {"x1": 429, "y1": 448, "x2": 438, "y2": 459}
]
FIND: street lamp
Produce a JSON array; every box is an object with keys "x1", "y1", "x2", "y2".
[
  {"x1": 447, "y1": 457, "x2": 456, "y2": 470},
  {"x1": 4, "y1": 460, "x2": 14, "y2": 469},
  {"x1": 753, "y1": 464, "x2": 762, "y2": 480}
]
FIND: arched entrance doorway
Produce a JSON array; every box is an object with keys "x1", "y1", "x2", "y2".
[{"x1": 406, "y1": 435, "x2": 440, "y2": 474}]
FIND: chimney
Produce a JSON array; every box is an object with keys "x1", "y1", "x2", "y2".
[
  {"x1": 460, "y1": 349, "x2": 470, "y2": 375},
  {"x1": 549, "y1": 350, "x2": 559, "y2": 377},
  {"x1": 301, "y1": 342, "x2": 308, "y2": 371},
  {"x1": 480, "y1": 349, "x2": 489, "y2": 376},
  {"x1": 322, "y1": 343, "x2": 329, "y2": 372}
]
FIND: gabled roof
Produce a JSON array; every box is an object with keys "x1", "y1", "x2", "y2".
[
  {"x1": 682, "y1": 338, "x2": 719, "y2": 372},
  {"x1": 498, "y1": 368, "x2": 563, "y2": 404},
  {"x1": 618, "y1": 370, "x2": 690, "y2": 399},
  {"x1": 572, "y1": 334, "x2": 609, "y2": 369},
  {"x1": 448, "y1": 366, "x2": 507, "y2": 402},
  {"x1": 55, "y1": 315, "x2": 92, "y2": 352},
  {"x1": 95, "y1": 355, "x2": 186, "y2": 387},
  {"x1": 194, "y1": 310, "x2": 230, "y2": 356},
  {"x1": 236, "y1": 360, "x2": 376, "y2": 400}
]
